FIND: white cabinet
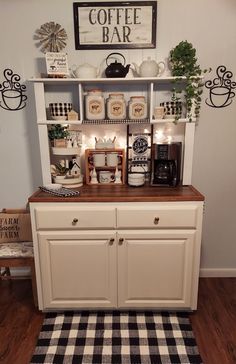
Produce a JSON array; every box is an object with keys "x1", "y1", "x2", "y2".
[
  {"x1": 117, "y1": 230, "x2": 195, "y2": 309},
  {"x1": 30, "y1": 77, "x2": 197, "y2": 186},
  {"x1": 38, "y1": 231, "x2": 117, "y2": 309},
  {"x1": 30, "y1": 201, "x2": 203, "y2": 311}
]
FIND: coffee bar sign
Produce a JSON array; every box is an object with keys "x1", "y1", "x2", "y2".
[{"x1": 73, "y1": 1, "x2": 157, "y2": 49}]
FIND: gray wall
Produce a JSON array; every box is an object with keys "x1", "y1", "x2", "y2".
[{"x1": 0, "y1": 0, "x2": 235, "y2": 275}]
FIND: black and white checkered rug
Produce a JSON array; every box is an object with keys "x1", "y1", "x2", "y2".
[{"x1": 31, "y1": 311, "x2": 202, "y2": 364}]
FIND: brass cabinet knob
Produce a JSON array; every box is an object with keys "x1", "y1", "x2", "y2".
[
  {"x1": 154, "y1": 217, "x2": 160, "y2": 225},
  {"x1": 72, "y1": 218, "x2": 78, "y2": 225},
  {"x1": 109, "y1": 238, "x2": 115, "y2": 245},
  {"x1": 119, "y1": 238, "x2": 124, "y2": 245}
]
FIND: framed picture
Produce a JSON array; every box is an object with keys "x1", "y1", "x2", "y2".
[
  {"x1": 73, "y1": 1, "x2": 157, "y2": 50},
  {"x1": 45, "y1": 52, "x2": 69, "y2": 76}
]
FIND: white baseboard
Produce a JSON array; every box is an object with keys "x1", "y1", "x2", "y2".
[
  {"x1": 200, "y1": 268, "x2": 236, "y2": 277},
  {"x1": 5, "y1": 268, "x2": 236, "y2": 278},
  {"x1": 7, "y1": 267, "x2": 31, "y2": 276}
]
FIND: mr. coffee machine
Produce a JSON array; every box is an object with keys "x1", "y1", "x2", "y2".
[{"x1": 151, "y1": 142, "x2": 182, "y2": 187}]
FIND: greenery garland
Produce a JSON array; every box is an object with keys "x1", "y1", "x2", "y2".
[{"x1": 169, "y1": 40, "x2": 211, "y2": 121}]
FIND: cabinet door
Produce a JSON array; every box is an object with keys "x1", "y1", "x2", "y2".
[
  {"x1": 38, "y1": 231, "x2": 117, "y2": 309},
  {"x1": 117, "y1": 230, "x2": 196, "y2": 309}
]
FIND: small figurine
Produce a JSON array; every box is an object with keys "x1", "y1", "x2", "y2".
[
  {"x1": 114, "y1": 167, "x2": 122, "y2": 184},
  {"x1": 67, "y1": 110, "x2": 79, "y2": 121},
  {"x1": 69, "y1": 156, "x2": 81, "y2": 176},
  {"x1": 90, "y1": 168, "x2": 98, "y2": 184},
  {"x1": 67, "y1": 138, "x2": 73, "y2": 148}
]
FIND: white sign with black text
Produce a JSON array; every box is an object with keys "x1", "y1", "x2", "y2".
[
  {"x1": 73, "y1": 1, "x2": 157, "y2": 49},
  {"x1": 46, "y1": 52, "x2": 69, "y2": 76}
]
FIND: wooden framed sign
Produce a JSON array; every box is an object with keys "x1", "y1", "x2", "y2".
[{"x1": 73, "y1": 1, "x2": 157, "y2": 49}]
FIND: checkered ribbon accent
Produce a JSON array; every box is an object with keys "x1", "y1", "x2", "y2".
[{"x1": 31, "y1": 311, "x2": 202, "y2": 364}]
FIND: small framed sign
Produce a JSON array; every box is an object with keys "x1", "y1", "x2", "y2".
[
  {"x1": 45, "y1": 52, "x2": 69, "y2": 76},
  {"x1": 73, "y1": 1, "x2": 157, "y2": 50}
]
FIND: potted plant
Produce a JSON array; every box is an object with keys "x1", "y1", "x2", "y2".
[
  {"x1": 53, "y1": 162, "x2": 69, "y2": 180},
  {"x1": 169, "y1": 40, "x2": 211, "y2": 121},
  {"x1": 48, "y1": 124, "x2": 69, "y2": 147}
]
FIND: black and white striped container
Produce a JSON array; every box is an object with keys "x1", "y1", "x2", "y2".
[
  {"x1": 160, "y1": 101, "x2": 182, "y2": 117},
  {"x1": 49, "y1": 103, "x2": 72, "y2": 119}
]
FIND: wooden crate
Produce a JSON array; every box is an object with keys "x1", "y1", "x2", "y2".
[{"x1": 85, "y1": 149, "x2": 126, "y2": 185}]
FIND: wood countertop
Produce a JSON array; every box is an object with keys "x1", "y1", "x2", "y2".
[{"x1": 28, "y1": 185, "x2": 204, "y2": 203}]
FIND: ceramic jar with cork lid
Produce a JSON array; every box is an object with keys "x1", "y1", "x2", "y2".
[
  {"x1": 128, "y1": 96, "x2": 147, "y2": 120},
  {"x1": 107, "y1": 93, "x2": 126, "y2": 120},
  {"x1": 85, "y1": 89, "x2": 105, "y2": 120}
]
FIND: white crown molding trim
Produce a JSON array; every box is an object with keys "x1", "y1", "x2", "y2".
[{"x1": 200, "y1": 268, "x2": 236, "y2": 277}]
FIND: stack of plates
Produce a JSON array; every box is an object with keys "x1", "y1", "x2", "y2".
[
  {"x1": 128, "y1": 173, "x2": 145, "y2": 187},
  {"x1": 53, "y1": 175, "x2": 83, "y2": 188}
]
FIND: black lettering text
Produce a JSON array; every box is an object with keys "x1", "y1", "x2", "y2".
[
  {"x1": 134, "y1": 8, "x2": 141, "y2": 24},
  {"x1": 89, "y1": 9, "x2": 96, "y2": 25}
]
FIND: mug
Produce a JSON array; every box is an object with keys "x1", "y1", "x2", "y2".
[
  {"x1": 154, "y1": 106, "x2": 165, "y2": 119},
  {"x1": 93, "y1": 153, "x2": 106, "y2": 167},
  {"x1": 99, "y1": 171, "x2": 115, "y2": 183},
  {"x1": 106, "y1": 153, "x2": 118, "y2": 167}
]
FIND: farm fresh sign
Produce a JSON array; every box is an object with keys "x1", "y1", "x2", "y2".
[{"x1": 73, "y1": 1, "x2": 157, "y2": 49}]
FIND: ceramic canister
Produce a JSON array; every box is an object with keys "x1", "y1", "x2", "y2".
[
  {"x1": 107, "y1": 93, "x2": 126, "y2": 120},
  {"x1": 128, "y1": 96, "x2": 147, "y2": 120},
  {"x1": 85, "y1": 89, "x2": 105, "y2": 120}
]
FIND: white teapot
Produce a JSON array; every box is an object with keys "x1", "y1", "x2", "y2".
[
  {"x1": 71, "y1": 63, "x2": 100, "y2": 79},
  {"x1": 133, "y1": 57, "x2": 165, "y2": 77}
]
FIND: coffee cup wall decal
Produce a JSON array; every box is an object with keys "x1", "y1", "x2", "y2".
[
  {"x1": 0, "y1": 69, "x2": 27, "y2": 111},
  {"x1": 205, "y1": 65, "x2": 236, "y2": 108}
]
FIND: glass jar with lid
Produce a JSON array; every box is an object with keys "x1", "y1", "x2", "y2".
[
  {"x1": 85, "y1": 89, "x2": 105, "y2": 120},
  {"x1": 107, "y1": 93, "x2": 126, "y2": 120},
  {"x1": 128, "y1": 96, "x2": 147, "y2": 120}
]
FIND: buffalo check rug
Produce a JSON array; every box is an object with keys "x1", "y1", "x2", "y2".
[{"x1": 31, "y1": 311, "x2": 202, "y2": 364}]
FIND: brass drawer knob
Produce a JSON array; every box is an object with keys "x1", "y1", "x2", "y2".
[
  {"x1": 154, "y1": 217, "x2": 160, "y2": 225},
  {"x1": 119, "y1": 238, "x2": 124, "y2": 245},
  {"x1": 109, "y1": 238, "x2": 115, "y2": 245},
  {"x1": 72, "y1": 218, "x2": 78, "y2": 225}
]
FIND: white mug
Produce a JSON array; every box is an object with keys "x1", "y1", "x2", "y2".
[
  {"x1": 106, "y1": 153, "x2": 118, "y2": 167},
  {"x1": 99, "y1": 171, "x2": 115, "y2": 183},
  {"x1": 93, "y1": 153, "x2": 105, "y2": 167},
  {"x1": 154, "y1": 106, "x2": 165, "y2": 120}
]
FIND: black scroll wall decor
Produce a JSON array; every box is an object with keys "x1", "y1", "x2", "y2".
[
  {"x1": 0, "y1": 69, "x2": 27, "y2": 111},
  {"x1": 205, "y1": 65, "x2": 236, "y2": 108}
]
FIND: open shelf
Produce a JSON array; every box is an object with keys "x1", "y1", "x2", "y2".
[{"x1": 85, "y1": 149, "x2": 126, "y2": 185}]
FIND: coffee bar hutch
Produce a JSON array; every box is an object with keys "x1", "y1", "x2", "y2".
[{"x1": 29, "y1": 76, "x2": 204, "y2": 311}]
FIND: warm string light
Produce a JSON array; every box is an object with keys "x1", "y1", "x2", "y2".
[
  {"x1": 154, "y1": 128, "x2": 173, "y2": 143},
  {"x1": 82, "y1": 133, "x2": 127, "y2": 149}
]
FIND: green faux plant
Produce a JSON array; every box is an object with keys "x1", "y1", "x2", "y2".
[
  {"x1": 169, "y1": 40, "x2": 211, "y2": 121},
  {"x1": 48, "y1": 124, "x2": 69, "y2": 140},
  {"x1": 54, "y1": 162, "x2": 69, "y2": 176}
]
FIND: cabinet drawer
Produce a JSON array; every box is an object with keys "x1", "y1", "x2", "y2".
[
  {"x1": 117, "y1": 205, "x2": 199, "y2": 229},
  {"x1": 34, "y1": 206, "x2": 116, "y2": 230}
]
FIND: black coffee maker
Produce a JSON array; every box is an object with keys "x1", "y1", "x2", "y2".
[{"x1": 151, "y1": 142, "x2": 182, "y2": 187}]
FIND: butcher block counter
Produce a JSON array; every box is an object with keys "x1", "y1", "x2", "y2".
[
  {"x1": 29, "y1": 184, "x2": 204, "y2": 312},
  {"x1": 28, "y1": 184, "x2": 204, "y2": 203}
]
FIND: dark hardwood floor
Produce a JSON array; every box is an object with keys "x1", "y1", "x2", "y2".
[
  {"x1": 0, "y1": 278, "x2": 236, "y2": 364},
  {"x1": 190, "y1": 278, "x2": 236, "y2": 364}
]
